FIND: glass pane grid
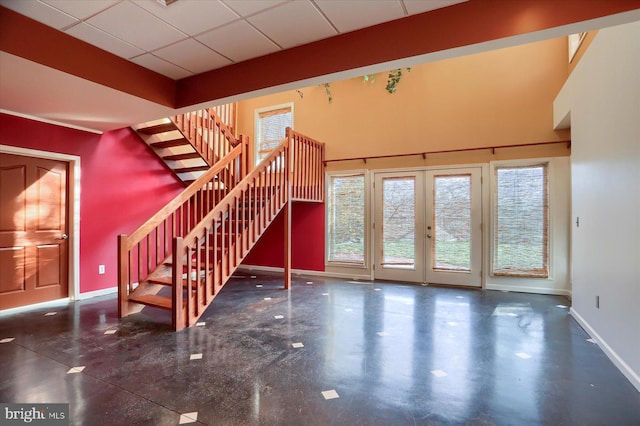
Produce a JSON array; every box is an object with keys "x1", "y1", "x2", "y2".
[
  {"x1": 328, "y1": 175, "x2": 365, "y2": 264},
  {"x1": 433, "y1": 175, "x2": 471, "y2": 272},
  {"x1": 382, "y1": 177, "x2": 416, "y2": 268}
]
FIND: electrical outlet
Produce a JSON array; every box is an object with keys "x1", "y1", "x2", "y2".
[
  {"x1": 99, "y1": 265, "x2": 105, "y2": 275},
  {"x1": 596, "y1": 295, "x2": 600, "y2": 309}
]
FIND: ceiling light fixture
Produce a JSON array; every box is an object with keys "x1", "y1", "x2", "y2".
[{"x1": 156, "y1": 0, "x2": 178, "y2": 6}]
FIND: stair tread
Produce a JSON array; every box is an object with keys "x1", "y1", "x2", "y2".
[
  {"x1": 129, "y1": 293, "x2": 172, "y2": 310},
  {"x1": 150, "y1": 138, "x2": 191, "y2": 149},
  {"x1": 174, "y1": 165, "x2": 210, "y2": 173},
  {"x1": 163, "y1": 152, "x2": 203, "y2": 161},
  {"x1": 137, "y1": 122, "x2": 177, "y2": 135}
]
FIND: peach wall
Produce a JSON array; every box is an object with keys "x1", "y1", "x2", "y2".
[{"x1": 237, "y1": 37, "x2": 571, "y2": 170}]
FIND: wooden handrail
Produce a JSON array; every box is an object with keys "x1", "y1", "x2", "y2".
[
  {"x1": 172, "y1": 139, "x2": 292, "y2": 329},
  {"x1": 289, "y1": 128, "x2": 325, "y2": 202},
  {"x1": 323, "y1": 140, "x2": 571, "y2": 165},
  {"x1": 171, "y1": 105, "x2": 240, "y2": 167},
  {"x1": 211, "y1": 103, "x2": 236, "y2": 136},
  {"x1": 118, "y1": 120, "x2": 325, "y2": 330},
  {"x1": 126, "y1": 144, "x2": 242, "y2": 249},
  {"x1": 207, "y1": 107, "x2": 237, "y2": 142},
  {"x1": 118, "y1": 138, "x2": 249, "y2": 317}
]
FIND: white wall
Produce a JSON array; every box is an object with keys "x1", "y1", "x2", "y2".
[{"x1": 554, "y1": 21, "x2": 640, "y2": 391}]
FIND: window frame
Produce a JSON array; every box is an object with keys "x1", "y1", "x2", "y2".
[
  {"x1": 254, "y1": 102, "x2": 294, "y2": 166},
  {"x1": 325, "y1": 170, "x2": 371, "y2": 270},
  {"x1": 490, "y1": 160, "x2": 551, "y2": 279}
]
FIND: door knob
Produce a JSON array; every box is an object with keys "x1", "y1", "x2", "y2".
[
  {"x1": 427, "y1": 234, "x2": 432, "y2": 239},
  {"x1": 57, "y1": 234, "x2": 68, "y2": 240}
]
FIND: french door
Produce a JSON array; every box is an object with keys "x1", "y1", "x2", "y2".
[{"x1": 373, "y1": 167, "x2": 482, "y2": 287}]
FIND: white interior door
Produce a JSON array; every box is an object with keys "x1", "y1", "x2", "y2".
[
  {"x1": 373, "y1": 167, "x2": 482, "y2": 286},
  {"x1": 373, "y1": 172, "x2": 424, "y2": 282},
  {"x1": 425, "y1": 168, "x2": 482, "y2": 287}
]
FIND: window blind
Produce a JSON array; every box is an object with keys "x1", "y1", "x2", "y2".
[
  {"x1": 257, "y1": 107, "x2": 292, "y2": 160},
  {"x1": 493, "y1": 164, "x2": 549, "y2": 278},
  {"x1": 328, "y1": 174, "x2": 365, "y2": 264}
]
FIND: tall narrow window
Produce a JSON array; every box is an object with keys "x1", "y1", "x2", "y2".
[
  {"x1": 493, "y1": 164, "x2": 549, "y2": 278},
  {"x1": 255, "y1": 104, "x2": 292, "y2": 164},
  {"x1": 327, "y1": 174, "x2": 365, "y2": 265}
]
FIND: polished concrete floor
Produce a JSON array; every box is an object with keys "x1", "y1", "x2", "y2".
[{"x1": 1, "y1": 272, "x2": 639, "y2": 425}]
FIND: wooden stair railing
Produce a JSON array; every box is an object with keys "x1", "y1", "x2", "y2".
[
  {"x1": 132, "y1": 104, "x2": 243, "y2": 184},
  {"x1": 118, "y1": 128, "x2": 325, "y2": 331},
  {"x1": 118, "y1": 139, "x2": 248, "y2": 319},
  {"x1": 172, "y1": 107, "x2": 239, "y2": 167},
  {"x1": 210, "y1": 105, "x2": 236, "y2": 137},
  {"x1": 289, "y1": 130, "x2": 325, "y2": 202}
]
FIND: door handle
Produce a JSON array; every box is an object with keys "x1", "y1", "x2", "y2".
[
  {"x1": 427, "y1": 234, "x2": 432, "y2": 239},
  {"x1": 57, "y1": 234, "x2": 68, "y2": 240}
]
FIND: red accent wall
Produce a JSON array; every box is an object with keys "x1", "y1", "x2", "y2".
[
  {"x1": 243, "y1": 201, "x2": 325, "y2": 272},
  {"x1": 0, "y1": 113, "x2": 184, "y2": 293}
]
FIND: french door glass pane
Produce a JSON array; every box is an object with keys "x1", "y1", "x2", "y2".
[
  {"x1": 382, "y1": 177, "x2": 415, "y2": 268},
  {"x1": 433, "y1": 175, "x2": 471, "y2": 271}
]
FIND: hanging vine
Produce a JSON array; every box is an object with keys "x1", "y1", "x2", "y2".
[
  {"x1": 385, "y1": 68, "x2": 410, "y2": 94},
  {"x1": 320, "y1": 68, "x2": 411, "y2": 103}
]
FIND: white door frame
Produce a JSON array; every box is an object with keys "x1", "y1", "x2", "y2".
[
  {"x1": 425, "y1": 167, "x2": 483, "y2": 287},
  {"x1": 372, "y1": 165, "x2": 485, "y2": 287}
]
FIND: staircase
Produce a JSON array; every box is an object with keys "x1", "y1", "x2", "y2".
[
  {"x1": 118, "y1": 126, "x2": 325, "y2": 330},
  {"x1": 133, "y1": 105, "x2": 238, "y2": 184}
]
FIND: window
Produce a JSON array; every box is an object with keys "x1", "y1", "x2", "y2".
[
  {"x1": 492, "y1": 164, "x2": 549, "y2": 278},
  {"x1": 327, "y1": 173, "x2": 366, "y2": 265},
  {"x1": 255, "y1": 104, "x2": 292, "y2": 164},
  {"x1": 568, "y1": 32, "x2": 587, "y2": 62}
]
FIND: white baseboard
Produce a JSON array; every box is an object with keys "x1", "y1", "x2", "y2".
[
  {"x1": 77, "y1": 286, "x2": 118, "y2": 300},
  {"x1": 570, "y1": 307, "x2": 640, "y2": 392},
  {"x1": 238, "y1": 264, "x2": 372, "y2": 281},
  {"x1": 486, "y1": 283, "x2": 571, "y2": 298},
  {"x1": 0, "y1": 298, "x2": 70, "y2": 317}
]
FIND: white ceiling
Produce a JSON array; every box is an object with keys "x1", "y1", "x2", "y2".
[{"x1": 0, "y1": 0, "x2": 466, "y2": 79}]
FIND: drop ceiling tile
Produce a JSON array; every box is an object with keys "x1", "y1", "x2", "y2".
[
  {"x1": 403, "y1": 0, "x2": 467, "y2": 15},
  {"x1": 86, "y1": 1, "x2": 187, "y2": 51},
  {"x1": 130, "y1": 53, "x2": 192, "y2": 79},
  {"x1": 135, "y1": 0, "x2": 239, "y2": 36},
  {"x1": 40, "y1": 0, "x2": 119, "y2": 20},
  {"x1": 153, "y1": 39, "x2": 232, "y2": 74},
  {"x1": 197, "y1": 20, "x2": 280, "y2": 63},
  {"x1": 0, "y1": 0, "x2": 77, "y2": 29},
  {"x1": 247, "y1": 1, "x2": 337, "y2": 49},
  {"x1": 315, "y1": 0, "x2": 405, "y2": 33},
  {"x1": 222, "y1": 0, "x2": 287, "y2": 17},
  {"x1": 66, "y1": 22, "x2": 145, "y2": 59}
]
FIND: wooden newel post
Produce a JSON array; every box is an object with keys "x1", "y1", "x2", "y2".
[
  {"x1": 172, "y1": 237, "x2": 185, "y2": 331},
  {"x1": 284, "y1": 128, "x2": 292, "y2": 289},
  {"x1": 117, "y1": 234, "x2": 129, "y2": 318}
]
